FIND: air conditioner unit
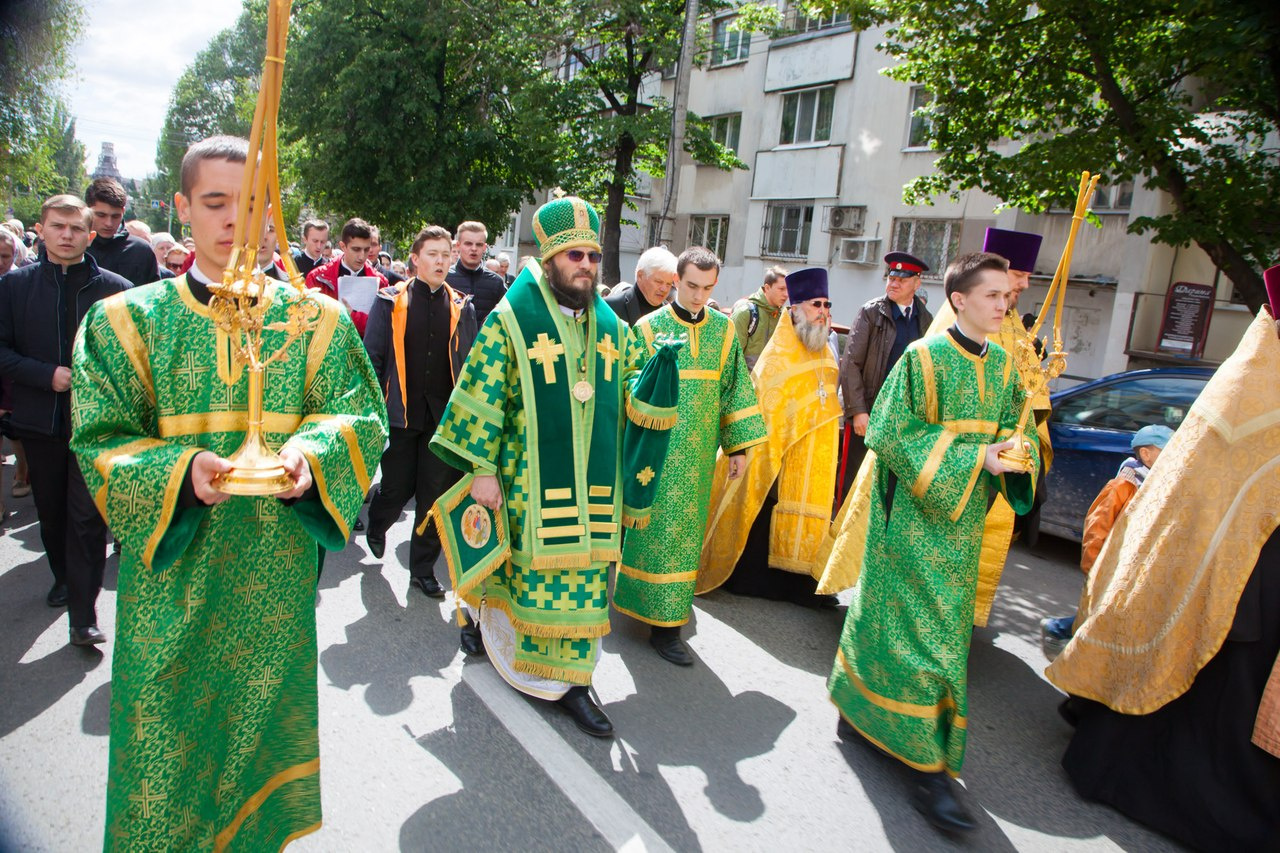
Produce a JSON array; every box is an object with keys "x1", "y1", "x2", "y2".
[
  {"x1": 839, "y1": 237, "x2": 881, "y2": 265},
  {"x1": 824, "y1": 205, "x2": 867, "y2": 236}
]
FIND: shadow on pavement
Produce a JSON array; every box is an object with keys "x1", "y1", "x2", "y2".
[
  {"x1": 0, "y1": 556, "x2": 104, "y2": 738},
  {"x1": 400, "y1": 682, "x2": 611, "y2": 852},
  {"x1": 694, "y1": 589, "x2": 846, "y2": 678},
  {"x1": 82, "y1": 681, "x2": 111, "y2": 737}
]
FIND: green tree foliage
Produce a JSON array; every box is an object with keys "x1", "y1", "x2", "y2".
[
  {"x1": 281, "y1": 0, "x2": 571, "y2": 245},
  {"x1": 809, "y1": 0, "x2": 1280, "y2": 310},
  {"x1": 0, "y1": 0, "x2": 86, "y2": 214},
  {"x1": 550, "y1": 0, "x2": 748, "y2": 284}
]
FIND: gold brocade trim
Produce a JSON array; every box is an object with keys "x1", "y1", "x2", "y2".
[
  {"x1": 588, "y1": 485, "x2": 612, "y2": 498},
  {"x1": 541, "y1": 506, "x2": 581, "y2": 520},
  {"x1": 304, "y1": 301, "x2": 341, "y2": 393},
  {"x1": 102, "y1": 297, "x2": 155, "y2": 403},
  {"x1": 718, "y1": 323, "x2": 734, "y2": 370},
  {"x1": 544, "y1": 487, "x2": 572, "y2": 501},
  {"x1": 322, "y1": 415, "x2": 371, "y2": 496},
  {"x1": 679, "y1": 369, "x2": 719, "y2": 381},
  {"x1": 296, "y1": 447, "x2": 348, "y2": 541},
  {"x1": 831, "y1": 702, "x2": 953, "y2": 776},
  {"x1": 142, "y1": 447, "x2": 200, "y2": 570},
  {"x1": 941, "y1": 419, "x2": 997, "y2": 435},
  {"x1": 612, "y1": 600, "x2": 690, "y2": 628},
  {"x1": 721, "y1": 405, "x2": 762, "y2": 427},
  {"x1": 667, "y1": 310, "x2": 704, "y2": 357},
  {"x1": 617, "y1": 564, "x2": 699, "y2": 584},
  {"x1": 528, "y1": 552, "x2": 593, "y2": 569},
  {"x1": 621, "y1": 511, "x2": 652, "y2": 530},
  {"x1": 536, "y1": 524, "x2": 586, "y2": 538},
  {"x1": 213, "y1": 757, "x2": 320, "y2": 852},
  {"x1": 481, "y1": 593, "x2": 611, "y2": 640},
  {"x1": 590, "y1": 547, "x2": 622, "y2": 563},
  {"x1": 174, "y1": 276, "x2": 210, "y2": 318},
  {"x1": 589, "y1": 521, "x2": 619, "y2": 534},
  {"x1": 723, "y1": 435, "x2": 767, "y2": 454},
  {"x1": 587, "y1": 503, "x2": 613, "y2": 515},
  {"x1": 773, "y1": 499, "x2": 832, "y2": 520},
  {"x1": 513, "y1": 657, "x2": 595, "y2": 685},
  {"x1": 92, "y1": 437, "x2": 164, "y2": 483},
  {"x1": 158, "y1": 411, "x2": 303, "y2": 438},
  {"x1": 626, "y1": 396, "x2": 678, "y2": 430},
  {"x1": 279, "y1": 821, "x2": 322, "y2": 850},
  {"x1": 837, "y1": 649, "x2": 966, "y2": 726},
  {"x1": 912, "y1": 432, "x2": 956, "y2": 500},
  {"x1": 914, "y1": 343, "x2": 937, "y2": 423},
  {"x1": 951, "y1": 451, "x2": 987, "y2": 523}
]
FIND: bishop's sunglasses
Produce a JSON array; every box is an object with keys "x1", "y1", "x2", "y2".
[
  {"x1": 565, "y1": 249, "x2": 603, "y2": 264},
  {"x1": 808, "y1": 299, "x2": 833, "y2": 309}
]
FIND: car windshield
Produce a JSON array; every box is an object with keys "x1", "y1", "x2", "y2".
[{"x1": 1052, "y1": 375, "x2": 1208, "y2": 432}]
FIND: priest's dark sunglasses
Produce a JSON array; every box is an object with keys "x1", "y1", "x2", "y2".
[
  {"x1": 806, "y1": 299, "x2": 832, "y2": 309},
  {"x1": 565, "y1": 249, "x2": 603, "y2": 264}
]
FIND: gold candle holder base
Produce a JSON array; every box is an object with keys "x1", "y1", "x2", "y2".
[
  {"x1": 212, "y1": 366, "x2": 294, "y2": 496},
  {"x1": 997, "y1": 446, "x2": 1036, "y2": 474}
]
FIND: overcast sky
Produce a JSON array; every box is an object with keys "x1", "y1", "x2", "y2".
[{"x1": 67, "y1": 0, "x2": 245, "y2": 180}]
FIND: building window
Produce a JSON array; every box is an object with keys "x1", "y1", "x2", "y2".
[
  {"x1": 786, "y1": 3, "x2": 851, "y2": 33},
  {"x1": 892, "y1": 218, "x2": 961, "y2": 275},
  {"x1": 780, "y1": 86, "x2": 835, "y2": 145},
  {"x1": 690, "y1": 215, "x2": 730, "y2": 259},
  {"x1": 709, "y1": 113, "x2": 742, "y2": 155},
  {"x1": 562, "y1": 42, "x2": 605, "y2": 81},
  {"x1": 711, "y1": 17, "x2": 750, "y2": 66},
  {"x1": 646, "y1": 214, "x2": 663, "y2": 249},
  {"x1": 1092, "y1": 181, "x2": 1134, "y2": 212},
  {"x1": 906, "y1": 86, "x2": 934, "y2": 149},
  {"x1": 762, "y1": 204, "x2": 814, "y2": 258}
]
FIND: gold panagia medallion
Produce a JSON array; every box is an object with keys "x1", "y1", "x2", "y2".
[{"x1": 572, "y1": 380, "x2": 594, "y2": 402}]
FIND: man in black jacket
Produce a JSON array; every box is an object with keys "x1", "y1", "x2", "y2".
[
  {"x1": 84, "y1": 178, "x2": 160, "y2": 287},
  {"x1": 603, "y1": 245, "x2": 677, "y2": 327},
  {"x1": 0, "y1": 195, "x2": 130, "y2": 644},
  {"x1": 291, "y1": 218, "x2": 329, "y2": 277},
  {"x1": 363, "y1": 225, "x2": 478, "y2": 598},
  {"x1": 446, "y1": 220, "x2": 505, "y2": 327}
]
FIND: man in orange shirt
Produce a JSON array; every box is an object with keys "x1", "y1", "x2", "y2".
[{"x1": 1041, "y1": 423, "x2": 1173, "y2": 659}]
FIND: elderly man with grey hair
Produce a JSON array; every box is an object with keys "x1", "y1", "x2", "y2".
[{"x1": 604, "y1": 245, "x2": 677, "y2": 326}]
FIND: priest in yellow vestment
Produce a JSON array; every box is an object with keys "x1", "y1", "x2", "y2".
[{"x1": 698, "y1": 268, "x2": 841, "y2": 606}]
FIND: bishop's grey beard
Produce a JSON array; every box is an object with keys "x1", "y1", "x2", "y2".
[
  {"x1": 545, "y1": 258, "x2": 596, "y2": 311},
  {"x1": 793, "y1": 309, "x2": 831, "y2": 352}
]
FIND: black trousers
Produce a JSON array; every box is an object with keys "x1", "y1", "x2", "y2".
[
  {"x1": 366, "y1": 424, "x2": 461, "y2": 579},
  {"x1": 22, "y1": 434, "x2": 109, "y2": 626}
]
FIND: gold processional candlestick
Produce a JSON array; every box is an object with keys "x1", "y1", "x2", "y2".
[
  {"x1": 997, "y1": 171, "x2": 1100, "y2": 474},
  {"x1": 208, "y1": 0, "x2": 321, "y2": 495}
]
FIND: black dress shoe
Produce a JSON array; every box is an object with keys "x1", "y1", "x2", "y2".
[
  {"x1": 649, "y1": 626, "x2": 694, "y2": 666},
  {"x1": 365, "y1": 530, "x2": 386, "y2": 559},
  {"x1": 409, "y1": 575, "x2": 445, "y2": 599},
  {"x1": 556, "y1": 686, "x2": 614, "y2": 738},
  {"x1": 460, "y1": 617, "x2": 485, "y2": 656},
  {"x1": 354, "y1": 518, "x2": 365, "y2": 532},
  {"x1": 46, "y1": 583, "x2": 68, "y2": 608},
  {"x1": 69, "y1": 625, "x2": 107, "y2": 646},
  {"x1": 912, "y1": 772, "x2": 976, "y2": 833}
]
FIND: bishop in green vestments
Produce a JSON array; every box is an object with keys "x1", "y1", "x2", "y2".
[
  {"x1": 828, "y1": 252, "x2": 1037, "y2": 833},
  {"x1": 612, "y1": 247, "x2": 765, "y2": 666},
  {"x1": 71, "y1": 137, "x2": 388, "y2": 851}
]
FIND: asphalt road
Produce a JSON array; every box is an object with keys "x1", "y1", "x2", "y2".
[{"x1": 0, "y1": 476, "x2": 1185, "y2": 852}]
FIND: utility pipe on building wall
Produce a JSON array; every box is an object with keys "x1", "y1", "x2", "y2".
[{"x1": 657, "y1": 0, "x2": 699, "y2": 248}]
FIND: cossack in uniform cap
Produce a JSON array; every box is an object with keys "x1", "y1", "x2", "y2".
[
  {"x1": 784, "y1": 267, "x2": 829, "y2": 304},
  {"x1": 982, "y1": 227, "x2": 1043, "y2": 274},
  {"x1": 883, "y1": 251, "x2": 928, "y2": 278}
]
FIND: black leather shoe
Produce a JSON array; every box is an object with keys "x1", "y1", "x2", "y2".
[
  {"x1": 365, "y1": 531, "x2": 386, "y2": 559},
  {"x1": 912, "y1": 772, "x2": 976, "y2": 833},
  {"x1": 649, "y1": 626, "x2": 694, "y2": 666},
  {"x1": 409, "y1": 575, "x2": 445, "y2": 599},
  {"x1": 556, "y1": 686, "x2": 614, "y2": 738},
  {"x1": 69, "y1": 625, "x2": 107, "y2": 646},
  {"x1": 354, "y1": 518, "x2": 365, "y2": 532},
  {"x1": 460, "y1": 617, "x2": 485, "y2": 656},
  {"x1": 46, "y1": 583, "x2": 68, "y2": 608}
]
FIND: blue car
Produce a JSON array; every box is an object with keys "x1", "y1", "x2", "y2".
[{"x1": 1039, "y1": 366, "x2": 1215, "y2": 542}]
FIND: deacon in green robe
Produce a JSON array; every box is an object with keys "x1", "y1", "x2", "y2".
[
  {"x1": 828, "y1": 252, "x2": 1037, "y2": 833},
  {"x1": 71, "y1": 137, "x2": 388, "y2": 851},
  {"x1": 612, "y1": 247, "x2": 766, "y2": 666},
  {"x1": 430, "y1": 196, "x2": 677, "y2": 738}
]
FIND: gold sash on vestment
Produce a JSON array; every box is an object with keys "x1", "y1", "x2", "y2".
[
  {"x1": 1046, "y1": 308, "x2": 1280, "y2": 715},
  {"x1": 697, "y1": 313, "x2": 840, "y2": 592}
]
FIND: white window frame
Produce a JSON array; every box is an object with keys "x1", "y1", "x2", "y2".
[
  {"x1": 779, "y1": 85, "x2": 835, "y2": 146},
  {"x1": 905, "y1": 85, "x2": 934, "y2": 150},
  {"x1": 709, "y1": 113, "x2": 742, "y2": 155},
  {"x1": 762, "y1": 203, "x2": 815, "y2": 259},
  {"x1": 690, "y1": 215, "x2": 730, "y2": 260},
  {"x1": 891, "y1": 218, "x2": 962, "y2": 277},
  {"x1": 787, "y1": 3, "x2": 851, "y2": 34},
  {"x1": 710, "y1": 16, "x2": 750, "y2": 66}
]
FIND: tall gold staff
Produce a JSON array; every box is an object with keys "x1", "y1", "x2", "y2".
[
  {"x1": 209, "y1": 0, "x2": 321, "y2": 494},
  {"x1": 998, "y1": 171, "x2": 1100, "y2": 472}
]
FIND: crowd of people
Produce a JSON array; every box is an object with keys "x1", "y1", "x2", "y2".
[{"x1": 0, "y1": 134, "x2": 1277, "y2": 851}]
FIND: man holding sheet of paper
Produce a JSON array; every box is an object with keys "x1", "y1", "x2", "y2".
[{"x1": 305, "y1": 216, "x2": 387, "y2": 336}]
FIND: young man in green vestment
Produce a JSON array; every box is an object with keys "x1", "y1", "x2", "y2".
[
  {"x1": 612, "y1": 246, "x2": 766, "y2": 666},
  {"x1": 430, "y1": 196, "x2": 675, "y2": 737},
  {"x1": 827, "y1": 252, "x2": 1038, "y2": 833},
  {"x1": 70, "y1": 136, "x2": 388, "y2": 850}
]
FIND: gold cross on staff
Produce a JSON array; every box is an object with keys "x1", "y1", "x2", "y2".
[
  {"x1": 527, "y1": 332, "x2": 565, "y2": 384},
  {"x1": 597, "y1": 334, "x2": 619, "y2": 381}
]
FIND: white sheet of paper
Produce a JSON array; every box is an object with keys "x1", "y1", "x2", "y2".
[{"x1": 337, "y1": 275, "x2": 381, "y2": 314}]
